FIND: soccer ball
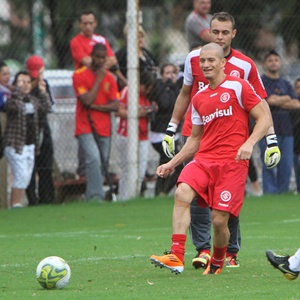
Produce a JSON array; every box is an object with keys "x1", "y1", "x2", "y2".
[{"x1": 36, "y1": 256, "x2": 71, "y2": 289}]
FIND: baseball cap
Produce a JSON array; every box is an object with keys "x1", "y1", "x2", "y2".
[
  {"x1": 263, "y1": 50, "x2": 280, "y2": 61},
  {"x1": 25, "y1": 55, "x2": 44, "y2": 78}
]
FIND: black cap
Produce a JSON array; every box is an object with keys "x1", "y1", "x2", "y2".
[{"x1": 264, "y1": 50, "x2": 280, "y2": 61}]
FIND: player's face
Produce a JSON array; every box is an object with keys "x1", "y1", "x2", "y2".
[
  {"x1": 91, "y1": 49, "x2": 107, "y2": 69},
  {"x1": 264, "y1": 54, "x2": 281, "y2": 73},
  {"x1": 210, "y1": 20, "x2": 236, "y2": 54},
  {"x1": 80, "y1": 14, "x2": 97, "y2": 38},
  {"x1": 200, "y1": 49, "x2": 225, "y2": 80},
  {"x1": 295, "y1": 81, "x2": 300, "y2": 98},
  {"x1": 194, "y1": 0, "x2": 211, "y2": 15}
]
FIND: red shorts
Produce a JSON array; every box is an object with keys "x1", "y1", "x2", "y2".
[{"x1": 177, "y1": 159, "x2": 248, "y2": 217}]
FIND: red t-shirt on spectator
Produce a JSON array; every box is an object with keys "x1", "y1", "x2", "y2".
[
  {"x1": 70, "y1": 34, "x2": 115, "y2": 69},
  {"x1": 72, "y1": 67, "x2": 119, "y2": 137},
  {"x1": 117, "y1": 86, "x2": 150, "y2": 140}
]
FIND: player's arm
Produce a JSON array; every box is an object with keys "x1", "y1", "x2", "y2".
[
  {"x1": 162, "y1": 84, "x2": 192, "y2": 158},
  {"x1": 158, "y1": 124, "x2": 203, "y2": 178},
  {"x1": 236, "y1": 101, "x2": 272, "y2": 162}
]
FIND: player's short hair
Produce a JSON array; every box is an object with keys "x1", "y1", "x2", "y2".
[
  {"x1": 91, "y1": 43, "x2": 107, "y2": 54},
  {"x1": 294, "y1": 77, "x2": 300, "y2": 85},
  {"x1": 263, "y1": 50, "x2": 280, "y2": 61},
  {"x1": 211, "y1": 12, "x2": 236, "y2": 29},
  {"x1": 78, "y1": 10, "x2": 97, "y2": 22}
]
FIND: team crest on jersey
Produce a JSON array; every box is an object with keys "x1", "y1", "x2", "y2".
[
  {"x1": 220, "y1": 190, "x2": 231, "y2": 202},
  {"x1": 220, "y1": 92, "x2": 230, "y2": 103},
  {"x1": 230, "y1": 70, "x2": 240, "y2": 77}
]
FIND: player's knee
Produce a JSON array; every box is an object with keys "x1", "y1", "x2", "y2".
[
  {"x1": 175, "y1": 183, "x2": 195, "y2": 204},
  {"x1": 212, "y1": 211, "x2": 229, "y2": 232}
]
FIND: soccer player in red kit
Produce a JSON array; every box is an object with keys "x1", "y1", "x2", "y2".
[
  {"x1": 162, "y1": 12, "x2": 281, "y2": 269},
  {"x1": 150, "y1": 42, "x2": 271, "y2": 275}
]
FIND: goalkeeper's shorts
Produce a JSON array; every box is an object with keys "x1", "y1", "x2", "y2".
[{"x1": 177, "y1": 159, "x2": 248, "y2": 217}]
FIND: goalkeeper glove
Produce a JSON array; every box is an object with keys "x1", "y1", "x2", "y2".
[
  {"x1": 264, "y1": 134, "x2": 281, "y2": 169},
  {"x1": 162, "y1": 122, "x2": 177, "y2": 159}
]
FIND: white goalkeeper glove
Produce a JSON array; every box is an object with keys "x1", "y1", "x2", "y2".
[
  {"x1": 162, "y1": 122, "x2": 178, "y2": 159},
  {"x1": 264, "y1": 134, "x2": 281, "y2": 169}
]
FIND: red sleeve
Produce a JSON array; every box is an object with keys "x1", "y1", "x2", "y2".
[
  {"x1": 241, "y1": 79, "x2": 263, "y2": 112},
  {"x1": 104, "y1": 39, "x2": 115, "y2": 57},
  {"x1": 70, "y1": 36, "x2": 89, "y2": 69},
  {"x1": 72, "y1": 69, "x2": 89, "y2": 97},
  {"x1": 248, "y1": 61, "x2": 268, "y2": 99},
  {"x1": 106, "y1": 73, "x2": 120, "y2": 100}
]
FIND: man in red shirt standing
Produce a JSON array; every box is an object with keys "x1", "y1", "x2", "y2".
[
  {"x1": 70, "y1": 11, "x2": 125, "y2": 181},
  {"x1": 72, "y1": 44, "x2": 120, "y2": 202},
  {"x1": 70, "y1": 10, "x2": 127, "y2": 85},
  {"x1": 150, "y1": 42, "x2": 271, "y2": 275}
]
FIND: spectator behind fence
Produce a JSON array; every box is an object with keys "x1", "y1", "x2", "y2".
[
  {"x1": 0, "y1": 60, "x2": 13, "y2": 100},
  {"x1": 259, "y1": 50, "x2": 300, "y2": 194},
  {"x1": 70, "y1": 10, "x2": 127, "y2": 86},
  {"x1": 25, "y1": 55, "x2": 55, "y2": 205},
  {"x1": 185, "y1": 0, "x2": 212, "y2": 50},
  {"x1": 115, "y1": 24, "x2": 158, "y2": 89},
  {"x1": 116, "y1": 71, "x2": 154, "y2": 201},
  {"x1": 70, "y1": 10, "x2": 126, "y2": 179},
  {"x1": 292, "y1": 78, "x2": 300, "y2": 193},
  {"x1": 3, "y1": 71, "x2": 52, "y2": 208},
  {"x1": 149, "y1": 63, "x2": 183, "y2": 196},
  {"x1": 0, "y1": 60, "x2": 12, "y2": 159},
  {"x1": 150, "y1": 42, "x2": 271, "y2": 275},
  {"x1": 72, "y1": 44, "x2": 120, "y2": 202}
]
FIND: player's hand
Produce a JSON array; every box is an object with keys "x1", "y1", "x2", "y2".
[
  {"x1": 156, "y1": 163, "x2": 174, "y2": 178},
  {"x1": 162, "y1": 134, "x2": 175, "y2": 159},
  {"x1": 264, "y1": 134, "x2": 281, "y2": 169},
  {"x1": 264, "y1": 146, "x2": 281, "y2": 169},
  {"x1": 162, "y1": 122, "x2": 178, "y2": 159}
]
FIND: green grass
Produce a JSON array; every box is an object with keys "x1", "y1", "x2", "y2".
[{"x1": 0, "y1": 194, "x2": 300, "y2": 299}]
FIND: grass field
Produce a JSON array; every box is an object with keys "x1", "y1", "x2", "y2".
[{"x1": 0, "y1": 194, "x2": 299, "y2": 299}]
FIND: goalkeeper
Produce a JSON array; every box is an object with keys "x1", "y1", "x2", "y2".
[{"x1": 162, "y1": 12, "x2": 281, "y2": 269}]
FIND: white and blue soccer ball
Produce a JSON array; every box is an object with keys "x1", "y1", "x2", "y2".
[{"x1": 36, "y1": 256, "x2": 71, "y2": 289}]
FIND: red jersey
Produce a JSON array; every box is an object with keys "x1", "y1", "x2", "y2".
[
  {"x1": 70, "y1": 33, "x2": 115, "y2": 69},
  {"x1": 117, "y1": 87, "x2": 151, "y2": 140},
  {"x1": 191, "y1": 75, "x2": 262, "y2": 165},
  {"x1": 182, "y1": 48, "x2": 267, "y2": 136},
  {"x1": 72, "y1": 67, "x2": 119, "y2": 137}
]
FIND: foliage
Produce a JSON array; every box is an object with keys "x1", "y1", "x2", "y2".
[{"x1": 0, "y1": 1, "x2": 299, "y2": 68}]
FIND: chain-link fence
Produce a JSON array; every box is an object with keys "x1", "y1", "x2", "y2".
[{"x1": 0, "y1": 0, "x2": 299, "y2": 208}]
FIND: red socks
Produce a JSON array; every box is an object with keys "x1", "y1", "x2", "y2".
[
  {"x1": 211, "y1": 245, "x2": 228, "y2": 267},
  {"x1": 170, "y1": 234, "x2": 186, "y2": 263}
]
